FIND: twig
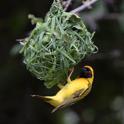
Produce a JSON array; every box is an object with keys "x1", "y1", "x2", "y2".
[
  {"x1": 64, "y1": 0, "x2": 73, "y2": 11},
  {"x1": 70, "y1": 0, "x2": 97, "y2": 14}
]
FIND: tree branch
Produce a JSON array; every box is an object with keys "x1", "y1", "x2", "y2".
[
  {"x1": 70, "y1": 0, "x2": 97, "y2": 14},
  {"x1": 64, "y1": 0, "x2": 72, "y2": 11}
]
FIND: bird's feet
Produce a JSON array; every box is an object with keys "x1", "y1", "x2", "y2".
[{"x1": 67, "y1": 67, "x2": 74, "y2": 83}]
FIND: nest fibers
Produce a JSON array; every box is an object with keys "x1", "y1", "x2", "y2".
[{"x1": 20, "y1": 0, "x2": 98, "y2": 88}]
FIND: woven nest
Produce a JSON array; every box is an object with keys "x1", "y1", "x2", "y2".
[{"x1": 20, "y1": 0, "x2": 98, "y2": 88}]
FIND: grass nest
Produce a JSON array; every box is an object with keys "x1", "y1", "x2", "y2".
[{"x1": 20, "y1": 0, "x2": 98, "y2": 88}]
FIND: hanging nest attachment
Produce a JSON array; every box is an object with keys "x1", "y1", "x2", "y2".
[{"x1": 20, "y1": 0, "x2": 98, "y2": 88}]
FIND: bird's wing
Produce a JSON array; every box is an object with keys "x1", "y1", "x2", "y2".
[
  {"x1": 79, "y1": 84, "x2": 92, "y2": 97},
  {"x1": 51, "y1": 88, "x2": 87, "y2": 113}
]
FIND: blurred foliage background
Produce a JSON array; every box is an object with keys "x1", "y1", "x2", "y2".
[{"x1": 0, "y1": 0, "x2": 124, "y2": 124}]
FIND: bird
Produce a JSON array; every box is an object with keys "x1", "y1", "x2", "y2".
[{"x1": 31, "y1": 65, "x2": 94, "y2": 113}]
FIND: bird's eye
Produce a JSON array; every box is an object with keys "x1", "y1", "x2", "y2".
[
  {"x1": 82, "y1": 67, "x2": 90, "y2": 72},
  {"x1": 80, "y1": 67, "x2": 92, "y2": 78},
  {"x1": 82, "y1": 67, "x2": 87, "y2": 71}
]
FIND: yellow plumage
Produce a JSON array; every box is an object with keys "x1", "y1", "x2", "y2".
[{"x1": 32, "y1": 65, "x2": 94, "y2": 113}]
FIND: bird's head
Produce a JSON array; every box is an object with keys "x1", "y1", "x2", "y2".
[{"x1": 79, "y1": 65, "x2": 94, "y2": 79}]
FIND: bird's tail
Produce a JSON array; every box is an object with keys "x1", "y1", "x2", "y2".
[{"x1": 31, "y1": 94, "x2": 59, "y2": 107}]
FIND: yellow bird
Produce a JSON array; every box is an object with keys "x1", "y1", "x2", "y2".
[{"x1": 31, "y1": 65, "x2": 94, "y2": 113}]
